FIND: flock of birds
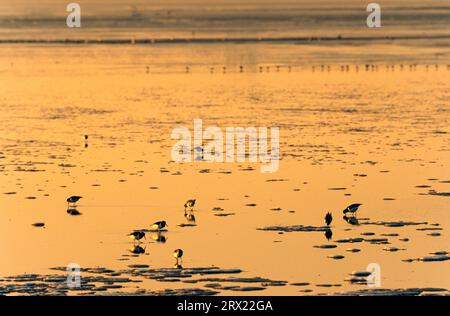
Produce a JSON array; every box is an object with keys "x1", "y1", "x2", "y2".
[
  {"x1": 66, "y1": 194, "x2": 362, "y2": 264},
  {"x1": 178, "y1": 64, "x2": 450, "y2": 74},
  {"x1": 66, "y1": 196, "x2": 195, "y2": 268},
  {"x1": 323, "y1": 203, "x2": 362, "y2": 241}
]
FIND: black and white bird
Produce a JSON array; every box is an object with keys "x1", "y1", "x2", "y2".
[
  {"x1": 325, "y1": 212, "x2": 333, "y2": 226},
  {"x1": 67, "y1": 196, "x2": 82, "y2": 207},
  {"x1": 128, "y1": 231, "x2": 146, "y2": 243},
  {"x1": 151, "y1": 220, "x2": 168, "y2": 231},
  {"x1": 173, "y1": 249, "x2": 183, "y2": 263},
  {"x1": 342, "y1": 203, "x2": 362, "y2": 216},
  {"x1": 184, "y1": 199, "x2": 196, "y2": 211}
]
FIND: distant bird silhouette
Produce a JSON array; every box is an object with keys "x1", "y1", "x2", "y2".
[
  {"x1": 67, "y1": 196, "x2": 82, "y2": 207},
  {"x1": 325, "y1": 228, "x2": 333, "y2": 241},
  {"x1": 128, "y1": 231, "x2": 146, "y2": 243},
  {"x1": 151, "y1": 221, "x2": 168, "y2": 231},
  {"x1": 173, "y1": 249, "x2": 183, "y2": 263},
  {"x1": 342, "y1": 203, "x2": 362, "y2": 216},
  {"x1": 184, "y1": 199, "x2": 196, "y2": 211},
  {"x1": 325, "y1": 212, "x2": 333, "y2": 226}
]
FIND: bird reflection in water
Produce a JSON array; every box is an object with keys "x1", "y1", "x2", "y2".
[
  {"x1": 174, "y1": 263, "x2": 183, "y2": 269},
  {"x1": 343, "y1": 215, "x2": 360, "y2": 225},
  {"x1": 66, "y1": 208, "x2": 82, "y2": 216},
  {"x1": 128, "y1": 245, "x2": 146, "y2": 255},
  {"x1": 151, "y1": 232, "x2": 168, "y2": 243},
  {"x1": 324, "y1": 228, "x2": 333, "y2": 241},
  {"x1": 184, "y1": 209, "x2": 196, "y2": 223}
]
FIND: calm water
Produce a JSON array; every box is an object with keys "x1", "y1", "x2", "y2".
[{"x1": 0, "y1": 0, "x2": 449, "y2": 296}]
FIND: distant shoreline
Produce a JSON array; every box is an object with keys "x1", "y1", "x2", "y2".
[{"x1": 2, "y1": 34, "x2": 450, "y2": 45}]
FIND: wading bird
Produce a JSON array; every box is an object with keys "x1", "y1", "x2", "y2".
[
  {"x1": 173, "y1": 249, "x2": 183, "y2": 264},
  {"x1": 67, "y1": 196, "x2": 82, "y2": 207},
  {"x1": 325, "y1": 212, "x2": 333, "y2": 226},
  {"x1": 184, "y1": 199, "x2": 196, "y2": 212},
  {"x1": 342, "y1": 203, "x2": 362, "y2": 216},
  {"x1": 151, "y1": 221, "x2": 168, "y2": 231},
  {"x1": 128, "y1": 231, "x2": 146, "y2": 243}
]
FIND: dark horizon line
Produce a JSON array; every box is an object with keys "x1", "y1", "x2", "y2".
[{"x1": 1, "y1": 34, "x2": 450, "y2": 45}]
